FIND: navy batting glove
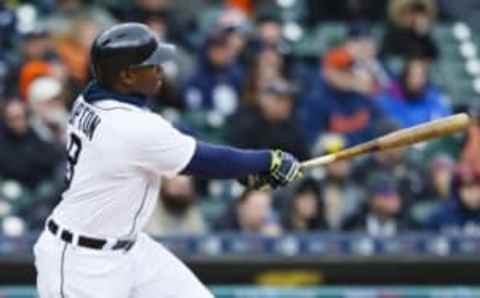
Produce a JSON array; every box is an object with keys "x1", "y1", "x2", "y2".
[
  {"x1": 239, "y1": 150, "x2": 303, "y2": 190},
  {"x1": 267, "y1": 150, "x2": 303, "y2": 188}
]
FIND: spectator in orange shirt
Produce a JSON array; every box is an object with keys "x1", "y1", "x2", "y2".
[
  {"x1": 323, "y1": 23, "x2": 391, "y2": 96},
  {"x1": 18, "y1": 28, "x2": 65, "y2": 101},
  {"x1": 227, "y1": 0, "x2": 253, "y2": 16},
  {"x1": 300, "y1": 23, "x2": 387, "y2": 146}
]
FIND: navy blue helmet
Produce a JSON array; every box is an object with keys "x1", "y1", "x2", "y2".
[{"x1": 90, "y1": 22, "x2": 175, "y2": 86}]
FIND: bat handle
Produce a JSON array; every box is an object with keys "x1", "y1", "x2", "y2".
[{"x1": 301, "y1": 154, "x2": 336, "y2": 169}]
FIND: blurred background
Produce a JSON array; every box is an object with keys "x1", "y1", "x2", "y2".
[{"x1": 1, "y1": 0, "x2": 480, "y2": 297}]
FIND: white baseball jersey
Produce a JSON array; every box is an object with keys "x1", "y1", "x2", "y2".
[{"x1": 50, "y1": 96, "x2": 196, "y2": 239}]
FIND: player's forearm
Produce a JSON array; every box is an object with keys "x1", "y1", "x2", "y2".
[{"x1": 181, "y1": 142, "x2": 271, "y2": 178}]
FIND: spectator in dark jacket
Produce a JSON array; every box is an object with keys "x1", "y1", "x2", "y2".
[
  {"x1": 0, "y1": 100, "x2": 63, "y2": 189},
  {"x1": 381, "y1": 0, "x2": 439, "y2": 61},
  {"x1": 282, "y1": 178, "x2": 327, "y2": 231},
  {"x1": 426, "y1": 167, "x2": 480, "y2": 235},
  {"x1": 377, "y1": 57, "x2": 451, "y2": 128},
  {"x1": 229, "y1": 79, "x2": 309, "y2": 160},
  {"x1": 342, "y1": 174, "x2": 411, "y2": 236},
  {"x1": 408, "y1": 154, "x2": 455, "y2": 227},
  {"x1": 181, "y1": 27, "x2": 245, "y2": 117}
]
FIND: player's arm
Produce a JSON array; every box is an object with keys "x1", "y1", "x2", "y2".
[
  {"x1": 132, "y1": 113, "x2": 302, "y2": 189},
  {"x1": 181, "y1": 142, "x2": 302, "y2": 189}
]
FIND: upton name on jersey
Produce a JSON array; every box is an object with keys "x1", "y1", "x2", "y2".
[{"x1": 68, "y1": 101, "x2": 102, "y2": 141}]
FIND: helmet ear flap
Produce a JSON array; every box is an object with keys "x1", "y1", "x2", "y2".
[
  {"x1": 93, "y1": 65, "x2": 104, "y2": 83},
  {"x1": 90, "y1": 35, "x2": 101, "y2": 80}
]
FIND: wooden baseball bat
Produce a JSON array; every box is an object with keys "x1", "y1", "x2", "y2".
[{"x1": 301, "y1": 113, "x2": 471, "y2": 169}]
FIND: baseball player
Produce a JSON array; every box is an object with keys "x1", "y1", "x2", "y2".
[{"x1": 33, "y1": 23, "x2": 303, "y2": 298}]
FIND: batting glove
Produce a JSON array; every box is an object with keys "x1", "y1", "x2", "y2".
[
  {"x1": 267, "y1": 150, "x2": 303, "y2": 187},
  {"x1": 240, "y1": 150, "x2": 303, "y2": 189}
]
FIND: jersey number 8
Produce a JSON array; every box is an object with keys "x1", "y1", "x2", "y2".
[{"x1": 65, "y1": 133, "x2": 82, "y2": 190}]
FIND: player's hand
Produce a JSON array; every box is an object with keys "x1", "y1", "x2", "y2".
[
  {"x1": 268, "y1": 150, "x2": 303, "y2": 187},
  {"x1": 239, "y1": 150, "x2": 303, "y2": 189}
]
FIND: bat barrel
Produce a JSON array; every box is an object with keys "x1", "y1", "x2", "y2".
[
  {"x1": 301, "y1": 113, "x2": 470, "y2": 169},
  {"x1": 376, "y1": 113, "x2": 470, "y2": 150}
]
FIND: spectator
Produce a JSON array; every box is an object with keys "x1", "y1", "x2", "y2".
[
  {"x1": 144, "y1": 176, "x2": 207, "y2": 236},
  {"x1": 282, "y1": 178, "x2": 327, "y2": 231},
  {"x1": 26, "y1": 77, "x2": 69, "y2": 144},
  {"x1": 419, "y1": 104, "x2": 474, "y2": 164},
  {"x1": 381, "y1": 0, "x2": 439, "y2": 61},
  {"x1": 352, "y1": 147, "x2": 427, "y2": 207},
  {"x1": 43, "y1": 0, "x2": 115, "y2": 36},
  {"x1": 182, "y1": 27, "x2": 245, "y2": 116},
  {"x1": 19, "y1": 28, "x2": 56, "y2": 65},
  {"x1": 141, "y1": 10, "x2": 195, "y2": 85},
  {"x1": 54, "y1": 15, "x2": 104, "y2": 89},
  {"x1": 253, "y1": 14, "x2": 285, "y2": 50},
  {"x1": 229, "y1": 80, "x2": 309, "y2": 160},
  {"x1": 18, "y1": 28, "x2": 65, "y2": 101},
  {"x1": 138, "y1": 10, "x2": 195, "y2": 110},
  {"x1": 116, "y1": 0, "x2": 195, "y2": 50},
  {"x1": 310, "y1": 133, "x2": 364, "y2": 229},
  {"x1": 322, "y1": 152, "x2": 363, "y2": 229},
  {"x1": 323, "y1": 23, "x2": 391, "y2": 96},
  {"x1": 243, "y1": 43, "x2": 287, "y2": 105},
  {"x1": 214, "y1": 189, "x2": 281, "y2": 236},
  {"x1": 0, "y1": 100, "x2": 63, "y2": 189},
  {"x1": 409, "y1": 154, "x2": 455, "y2": 227},
  {"x1": 306, "y1": 0, "x2": 387, "y2": 24},
  {"x1": 342, "y1": 174, "x2": 411, "y2": 236},
  {"x1": 300, "y1": 24, "x2": 386, "y2": 146},
  {"x1": 227, "y1": 0, "x2": 254, "y2": 16},
  {"x1": 353, "y1": 119, "x2": 429, "y2": 201},
  {"x1": 216, "y1": 11, "x2": 252, "y2": 67},
  {"x1": 426, "y1": 167, "x2": 480, "y2": 235},
  {"x1": 377, "y1": 57, "x2": 451, "y2": 128},
  {"x1": 425, "y1": 155, "x2": 455, "y2": 201}
]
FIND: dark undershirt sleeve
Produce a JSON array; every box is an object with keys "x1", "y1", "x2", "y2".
[{"x1": 181, "y1": 142, "x2": 271, "y2": 179}]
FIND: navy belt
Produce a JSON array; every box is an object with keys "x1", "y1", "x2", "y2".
[{"x1": 47, "y1": 219, "x2": 135, "y2": 252}]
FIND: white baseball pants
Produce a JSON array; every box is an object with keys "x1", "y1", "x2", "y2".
[{"x1": 34, "y1": 231, "x2": 214, "y2": 298}]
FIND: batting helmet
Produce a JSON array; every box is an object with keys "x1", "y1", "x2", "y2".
[{"x1": 90, "y1": 22, "x2": 175, "y2": 87}]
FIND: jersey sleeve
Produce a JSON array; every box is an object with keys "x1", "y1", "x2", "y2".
[{"x1": 129, "y1": 112, "x2": 196, "y2": 177}]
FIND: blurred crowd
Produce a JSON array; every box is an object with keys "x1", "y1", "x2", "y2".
[{"x1": 1, "y1": 0, "x2": 480, "y2": 239}]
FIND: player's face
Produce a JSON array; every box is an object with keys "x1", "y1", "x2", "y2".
[{"x1": 126, "y1": 65, "x2": 163, "y2": 97}]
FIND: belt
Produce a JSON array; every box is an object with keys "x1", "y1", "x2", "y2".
[{"x1": 47, "y1": 219, "x2": 135, "y2": 252}]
